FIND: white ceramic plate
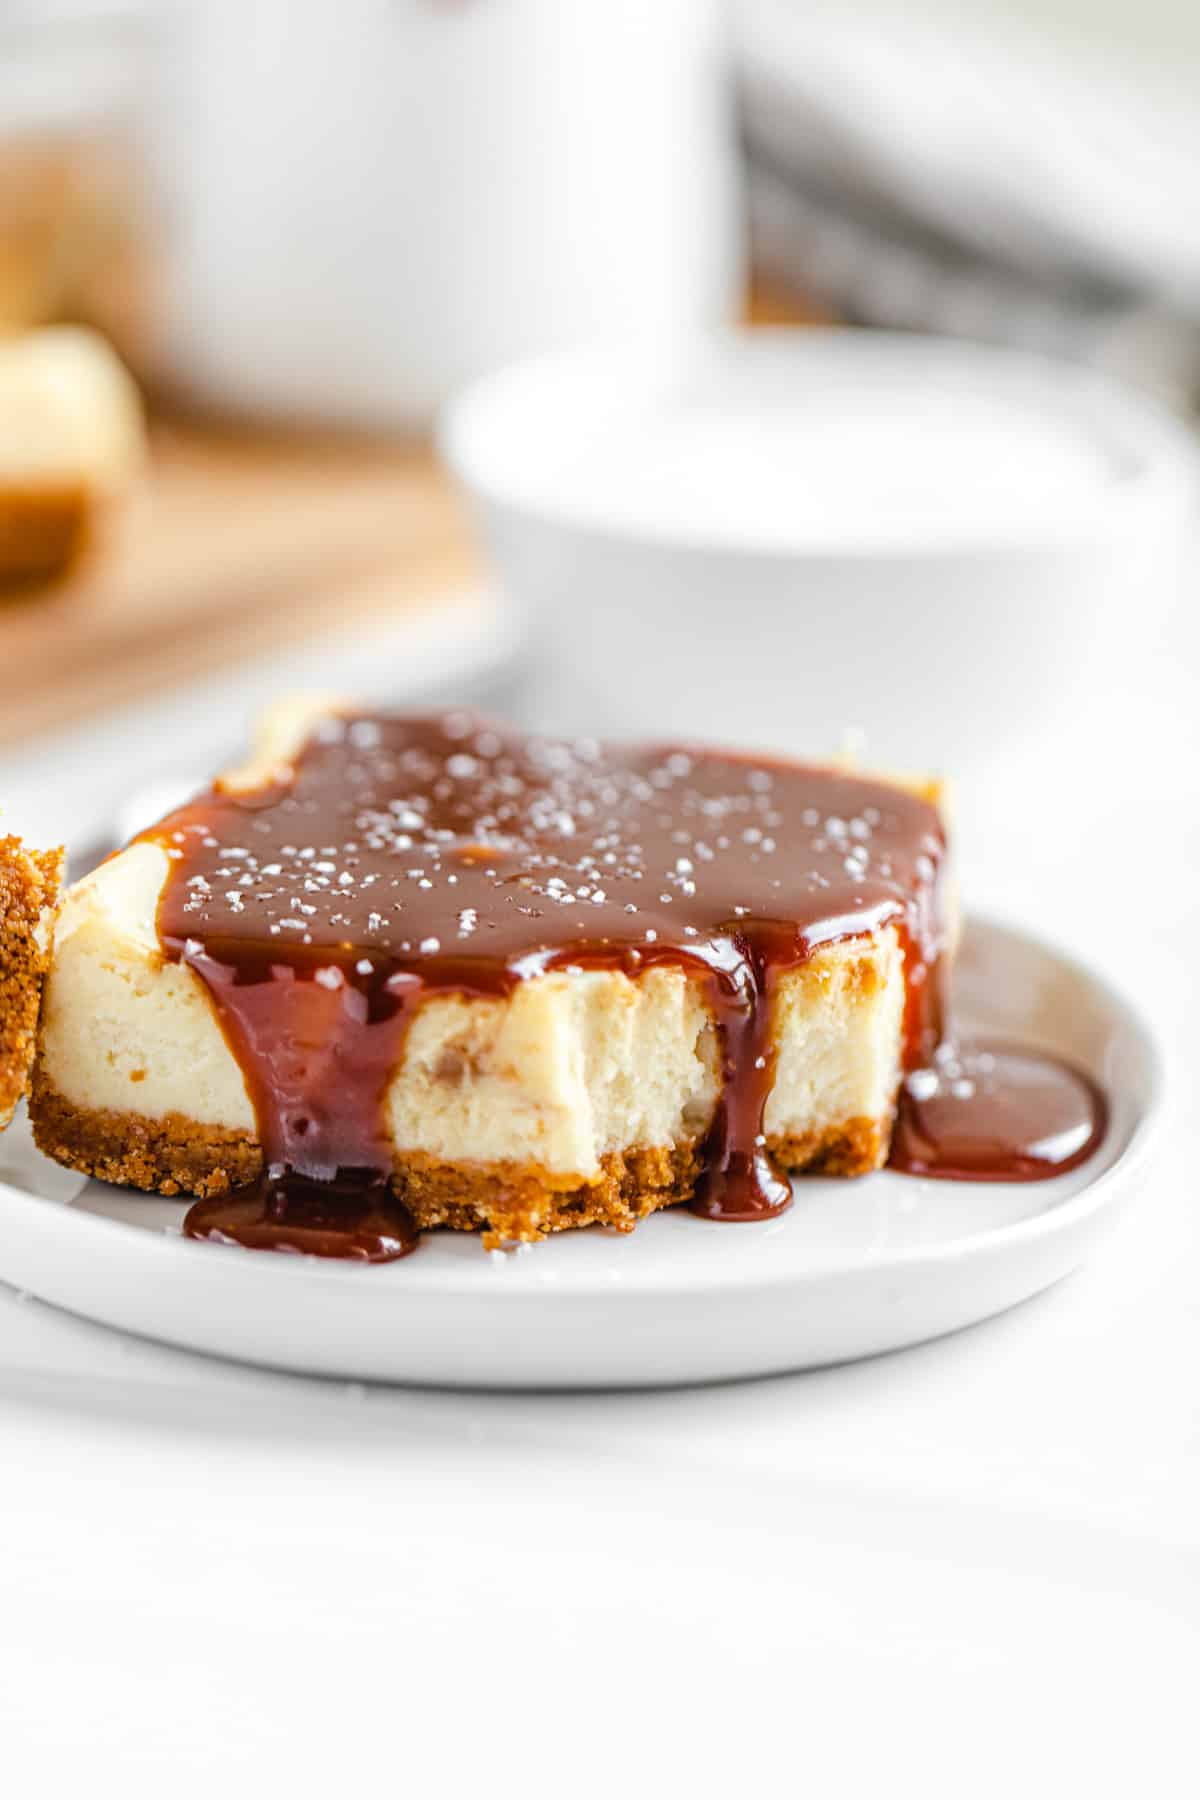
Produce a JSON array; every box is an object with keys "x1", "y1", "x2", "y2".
[{"x1": 0, "y1": 918, "x2": 1160, "y2": 1388}]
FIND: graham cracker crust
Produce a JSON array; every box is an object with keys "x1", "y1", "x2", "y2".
[
  {"x1": 29, "y1": 1071, "x2": 261, "y2": 1199},
  {"x1": 0, "y1": 839, "x2": 62, "y2": 1128},
  {"x1": 29, "y1": 1070, "x2": 889, "y2": 1245},
  {"x1": 773, "y1": 1117, "x2": 889, "y2": 1178}
]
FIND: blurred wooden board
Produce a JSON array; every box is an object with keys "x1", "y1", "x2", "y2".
[
  {"x1": 0, "y1": 293, "x2": 829, "y2": 747},
  {"x1": 0, "y1": 420, "x2": 480, "y2": 745}
]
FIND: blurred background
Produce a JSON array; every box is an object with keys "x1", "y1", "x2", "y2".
[{"x1": 0, "y1": 0, "x2": 1196, "y2": 881}]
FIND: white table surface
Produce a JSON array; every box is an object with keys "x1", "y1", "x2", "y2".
[{"x1": 1, "y1": 598, "x2": 1197, "y2": 1795}]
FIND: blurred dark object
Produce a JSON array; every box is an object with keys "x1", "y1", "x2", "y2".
[
  {"x1": 738, "y1": 0, "x2": 1200, "y2": 407},
  {"x1": 744, "y1": 271, "x2": 835, "y2": 328}
]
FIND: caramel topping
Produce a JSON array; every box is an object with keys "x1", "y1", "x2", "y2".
[
  {"x1": 890, "y1": 1042, "x2": 1107, "y2": 1182},
  {"x1": 146, "y1": 711, "x2": 950, "y2": 1256}
]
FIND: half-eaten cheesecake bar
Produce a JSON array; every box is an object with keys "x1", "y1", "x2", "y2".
[{"x1": 30, "y1": 704, "x2": 950, "y2": 1257}]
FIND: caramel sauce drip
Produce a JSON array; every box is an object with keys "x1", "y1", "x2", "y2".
[
  {"x1": 890, "y1": 1043, "x2": 1107, "y2": 1182},
  {"x1": 145, "y1": 712, "x2": 950, "y2": 1257}
]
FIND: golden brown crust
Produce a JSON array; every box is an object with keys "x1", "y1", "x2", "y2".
[
  {"x1": 28, "y1": 1070, "x2": 889, "y2": 1244},
  {"x1": 401, "y1": 1140, "x2": 707, "y2": 1246},
  {"x1": 772, "y1": 1116, "x2": 889, "y2": 1177},
  {"x1": 0, "y1": 839, "x2": 62, "y2": 1127},
  {"x1": 29, "y1": 1072, "x2": 261, "y2": 1198}
]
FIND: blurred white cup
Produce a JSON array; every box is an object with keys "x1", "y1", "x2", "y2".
[
  {"x1": 440, "y1": 330, "x2": 1198, "y2": 780},
  {"x1": 145, "y1": 0, "x2": 743, "y2": 428}
]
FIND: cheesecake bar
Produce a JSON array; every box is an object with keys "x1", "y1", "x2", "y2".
[
  {"x1": 0, "y1": 835, "x2": 63, "y2": 1128},
  {"x1": 0, "y1": 326, "x2": 144, "y2": 588},
  {"x1": 30, "y1": 704, "x2": 950, "y2": 1255}
]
